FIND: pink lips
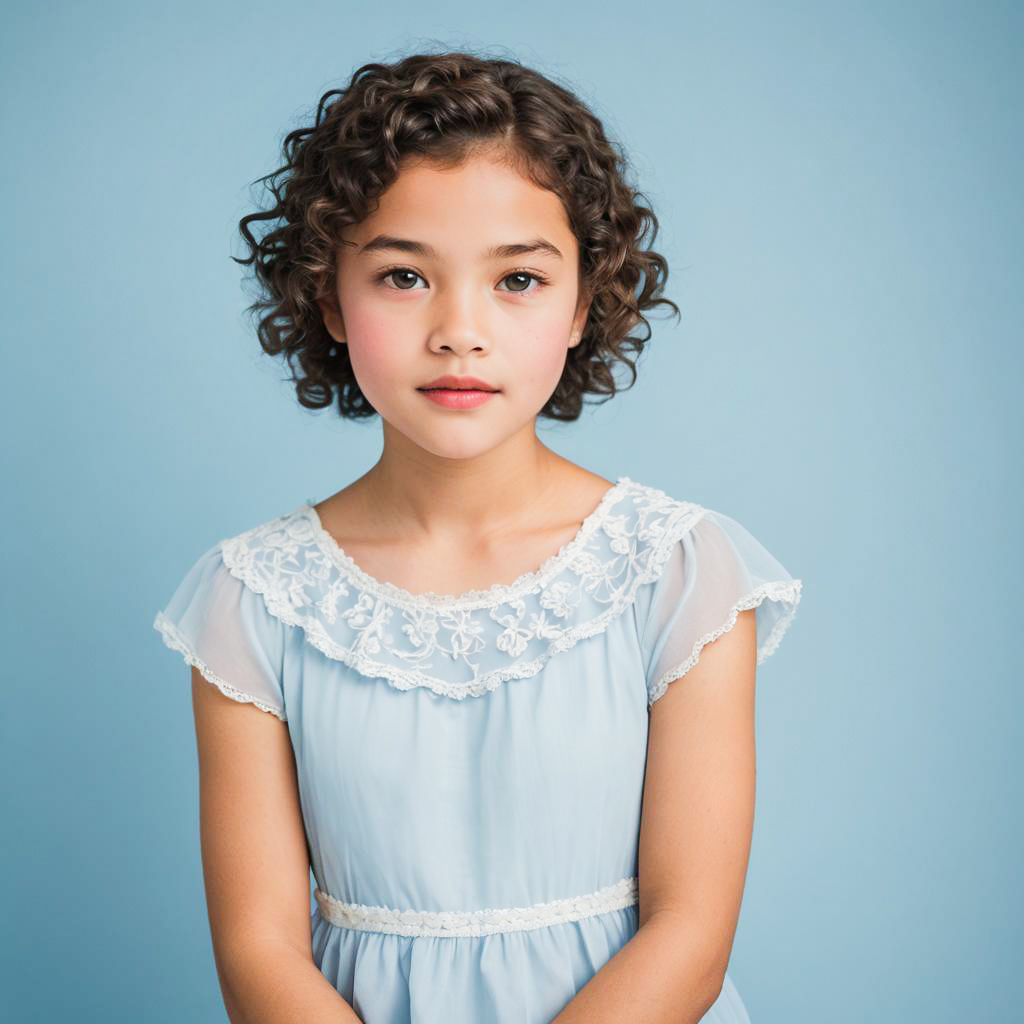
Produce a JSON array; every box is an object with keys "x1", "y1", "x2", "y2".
[{"x1": 418, "y1": 388, "x2": 497, "y2": 409}]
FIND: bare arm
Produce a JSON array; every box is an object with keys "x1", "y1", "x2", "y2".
[
  {"x1": 191, "y1": 668, "x2": 363, "y2": 1023},
  {"x1": 551, "y1": 608, "x2": 758, "y2": 1023}
]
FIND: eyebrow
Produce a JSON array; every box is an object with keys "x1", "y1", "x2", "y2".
[{"x1": 357, "y1": 234, "x2": 564, "y2": 261}]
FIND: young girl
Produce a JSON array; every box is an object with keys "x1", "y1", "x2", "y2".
[{"x1": 153, "y1": 51, "x2": 802, "y2": 1024}]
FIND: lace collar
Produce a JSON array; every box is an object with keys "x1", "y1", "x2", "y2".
[
  {"x1": 302, "y1": 475, "x2": 631, "y2": 611},
  {"x1": 219, "y1": 477, "x2": 705, "y2": 699}
]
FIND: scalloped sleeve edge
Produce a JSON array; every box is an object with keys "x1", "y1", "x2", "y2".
[
  {"x1": 647, "y1": 577, "x2": 803, "y2": 706},
  {"x1": 152, "y1": 610, "x2": 288, "y2": 721}
]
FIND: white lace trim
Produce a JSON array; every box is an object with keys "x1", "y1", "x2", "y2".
[
  {"x1": 152, "y1": 611, "x2": 288, "y2": 721},
  {"x1": 647, "y1": 578, "x2": 804, "y2": 705},
  {"x1": 313, "y1": 876, "x2": 639, "y2": 938},
  {"x1": 218, "y1": 479, "x2": 708, "y2": 699},
  {"x1": 305, "y1": 476, "x2": 632, "y2": 611}
]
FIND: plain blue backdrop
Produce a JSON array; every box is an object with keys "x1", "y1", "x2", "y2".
[{"x1": 2, "y1": 1, "x2": 1020, "y2": 1021}]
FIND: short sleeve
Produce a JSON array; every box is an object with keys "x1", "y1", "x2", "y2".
[
  {"x1": 152, "y1": 541, "x2": 288, "y2": 720},
  {"x1": 639, "y1": 509, "x2": 803, "y2": 706}
]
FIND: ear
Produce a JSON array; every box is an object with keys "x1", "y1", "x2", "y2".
[
  {"x1": 316, "y1": 282, "x2": 347, "y2": 345},
  {"x1": 568, "y1": 292, "x2": 592, "y2": 348}
]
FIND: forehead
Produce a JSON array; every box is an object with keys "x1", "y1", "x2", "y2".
[{"x1": 343, "y1": 153, "x2": 576, "y2": 255}]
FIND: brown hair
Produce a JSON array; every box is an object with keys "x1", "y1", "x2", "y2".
[{"x1": 235, "y1": 49, "x2": 680, "y2": 421}]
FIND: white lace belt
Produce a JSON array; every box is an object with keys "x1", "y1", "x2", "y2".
[{"x1": 313, "y1": 875, "x2": 639, "y2": 938}]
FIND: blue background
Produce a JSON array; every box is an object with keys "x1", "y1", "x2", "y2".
[{"x1": 2, "y1": 1, "x2": 1020, "y2": 1020}]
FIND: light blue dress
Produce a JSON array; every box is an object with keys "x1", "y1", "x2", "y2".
[{"x1": 153, "y1": 475, "x2": 802, "y2": 1023}]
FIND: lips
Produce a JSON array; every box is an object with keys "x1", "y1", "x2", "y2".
[
  {"x1": 418, "y1": 383, "x2": 498, "y2": 409},
  {"x1": 418, "y1": 375, "x2": 498, "y2": 392}
]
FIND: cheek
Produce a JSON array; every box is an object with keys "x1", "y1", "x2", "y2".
[
  {"x1": 514, "y1": 322, "x2": 573, "y2": 387},
  {"x1": 339, "y1": 304, "x2": 404, "y2": 384}
]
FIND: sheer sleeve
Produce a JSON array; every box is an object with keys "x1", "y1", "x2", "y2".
[
  {"x1": 152, "y1": 541, "x2": 288, "y2": 720},
  {"x1": 639, "y1": 508, "x2": 803, "y2": 706}
]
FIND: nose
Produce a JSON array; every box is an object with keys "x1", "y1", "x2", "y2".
[{"x1": 426, "y1": 286, "x2": 492, "y2": 355}]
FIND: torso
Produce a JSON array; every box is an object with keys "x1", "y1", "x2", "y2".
[{"x1": 311, "y1": 468, "x2": 616, "y2": 599}]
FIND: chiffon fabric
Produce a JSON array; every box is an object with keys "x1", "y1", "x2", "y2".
[{"x1": 153, "y1": 475, "x2": 802, "y2": 1023}]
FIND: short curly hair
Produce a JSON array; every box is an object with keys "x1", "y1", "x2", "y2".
[{"x1": 235, "y1": 49, "x2": 679, "y2": 422}]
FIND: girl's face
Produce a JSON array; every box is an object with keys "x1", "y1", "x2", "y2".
[{"x1": 318, "y1": 151, "x2": 590, "y2": 461}]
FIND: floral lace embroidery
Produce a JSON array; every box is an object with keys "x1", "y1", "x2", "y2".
[
  {"x1": 308, "y1": 475, "x2": 632, "y2": 610},
  {"x1": 218, "y1": 477, "x2": 707, "y2": 699},
  {"x1": 313, "y1": 876, "x2": 639, "y2": 938}
]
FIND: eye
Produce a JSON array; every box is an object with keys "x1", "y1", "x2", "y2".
[
  {"x1": 497, "y1": 270, "x2": 550, "y2": 295},
  {"x1": 375, "y1": 267, "x2": 425, "y2": 290}
]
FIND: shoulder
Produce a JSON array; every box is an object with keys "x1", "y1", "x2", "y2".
[
  {"x1": 622, "y1": 477, "x2": 708, "y2": 537},
  {"x1": 217, "y1": 501, "x2": 321, "y2": 581},
  {"x1": 629, "y1": 485, "x2": 803, "y2": 706},
  {"x1": 172, "y1": 502, "x2": 315, "y2": 642},
  {"x1": 612, "y1": 478, "x2": 709, "y2": 595},
  {"x1": 153, "y1": 509, "x2": 304, "y2": 721},
  {"x1": 626, "y1": 481, "x2": 797, "y2": 583}
]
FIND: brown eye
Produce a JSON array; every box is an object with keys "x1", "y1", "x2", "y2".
[
  {"x1": 499, "y1": 271, "x2": 548, "y2": 294},
  {"x1": 504, "y1": 272, "x2": 532, "y2": 292},
  {"x1": 383, "y1": 268, "x2": 422, "y2": 289},
  {"x1": 375, "y1": 267, "x2": 425, "y2": 290}
]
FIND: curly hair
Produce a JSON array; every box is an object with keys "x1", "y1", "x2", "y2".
[{"x1": 234, "y1": 49, "x2": 680, "y2": 422}]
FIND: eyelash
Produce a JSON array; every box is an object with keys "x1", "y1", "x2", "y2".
[{"x1": 373, "y1": 265, "x2": 551, "y2": 294}]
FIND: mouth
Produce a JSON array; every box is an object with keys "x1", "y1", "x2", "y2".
[
  {"x1": 417, "y1": 375, "x2": 499, "y2": 392},
  {"x1": 416, "y1": 385, "x2": 500, "y2": 408}
]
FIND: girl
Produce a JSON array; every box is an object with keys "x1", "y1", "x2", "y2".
[{"x1": 154, "y1": 50, "x2": 802, "y2": 1024}]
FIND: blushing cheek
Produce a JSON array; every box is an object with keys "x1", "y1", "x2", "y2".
[
  {"x1": 342, "y1": 307, "x2": 406, "y2": 398},
  {"x1": 515, "y1": 323, "x2": 573, "y2": 396}
]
